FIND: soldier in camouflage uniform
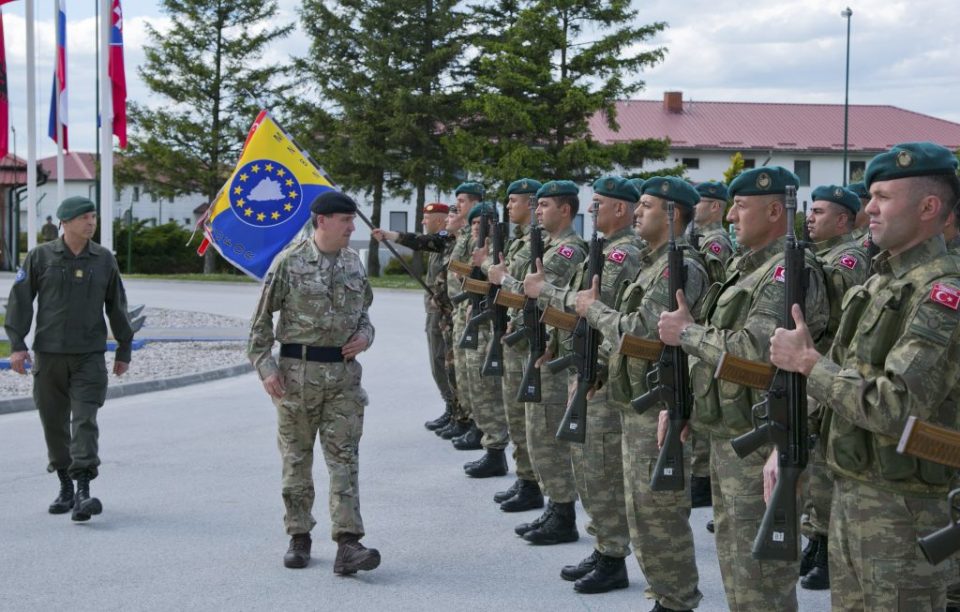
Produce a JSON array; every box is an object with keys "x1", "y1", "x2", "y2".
[
  {"x1": 847, "y1": 181, "x2": 880, "y2": 265},
  {"x1": 248, "y1": 191, "x2": 381, "y2": 575},
  {"x1": 373, "y1": 203, "x2": 460, "y2": 432},
  {"x1": 578, "y1": 177, "x2": 709, "y2": 611},
  {"x1": 771, "y1": 142, "x2": 960, "y2": 611},
  {"x1": 531, "y1": 176, "x2": 644, "y2": 594},
  {"x1": 659, "y1": 167, "x2": 830, "y2": 611}
]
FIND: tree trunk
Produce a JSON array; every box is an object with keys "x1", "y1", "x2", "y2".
[
  {"x1": 410, "y1": 181, "x2": 426, "y2": 277},
  {"x1": 366, "y1": 172, "x2": 384, "y2": 276}
]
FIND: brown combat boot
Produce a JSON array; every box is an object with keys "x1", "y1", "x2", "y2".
[{"x1": 334, "y1": 534, "x2": 381, "y2": 575}]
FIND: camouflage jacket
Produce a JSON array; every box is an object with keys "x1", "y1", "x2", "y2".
[
  {"x1": 446, "y1": 226, "x2": 474, "y2": 315},
  {"x1": 247, "y1": 238, "x2": 374, "y2": 380},
  {"x1": 811, "y1": 235, "x2": 960, "y2": 496},
  {"x1": 395, "y1": 230, "x2": 456, "y2": 313},
  {"x1": 697, "y1": 222, "x2": 735, "y2": 284},
  {"x1": 815, "y1": 233, "x2": 870, "y2": 350},
  {"x1": 486, "y1": 224, "x2": 531, "y2": 334}
]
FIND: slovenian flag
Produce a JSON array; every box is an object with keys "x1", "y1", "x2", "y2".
[
  {"x1": 109, "y1": 0, "x2": 126, "y2": 148},
  {"x1": 47, "y1": 0, "x2": 67, "y2": 150}
]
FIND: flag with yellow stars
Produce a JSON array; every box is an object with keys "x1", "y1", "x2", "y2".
[{"x1": 203, "y1": 110, "x2": 334, "y2": 278}]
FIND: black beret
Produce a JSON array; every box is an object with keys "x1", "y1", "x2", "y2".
[
  {"x1": 310, "y1": 191, "x2": 358, "y2": 215},
  {"x1": 56, "y1": 196, "x2": 96, "y2": 221}
]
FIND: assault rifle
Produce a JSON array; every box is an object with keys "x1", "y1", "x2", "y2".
[
  {"x1": 454, "y1": 207, "x2": 492, "y2": 349},
  {"x1": 547, "y1": 207, "x2": 604, "y2": 443},
  {"x1": 725, "y1": 185, "x2": 809, "y2": 561},
  {"x1": 480, "y1": 204, "x2": 509, "y2": 375},
  {"x1": 628, "y1": 202, "x2": 694, "y2": 491}
]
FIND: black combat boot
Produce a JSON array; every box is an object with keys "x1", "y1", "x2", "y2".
[
  {"x1": 650, "y1": 602, "x2": 692, "y2": 612},
  {"x1": 494, "y1": 479, "x2": 521, "y2": 504},
  {"x1": 452, "y1": 423, "x2": 483, "y2": 450},
  {"x1": 334, "y1": 534, "x2": 381, "y2": 575},
  {"x1": 690, "y1": 476, "x2": 712, "y2": 508},
  {"x1": 500, "y1": 479, "x2": 544, "y2": 512},
  {"x1": 800, "y1": 535, "x2": 830, "y2": 590},
  {"x1": 560, "y1": 549, "x2": 601, "y2": 581},
  {"x1": 464, "y1": 448, "x2": 508, "y2": 478},
  {"x1": 424, "y1": 409, "x2": 451, "y2": 431},
  {"x1": 283, "y1": 533, "x2": 312, "y2": 568},
  {"x1": 515, "y1": 502, "x2": 553, "y2": 536},
  {"x1": 799, "y1": 536, "x2": 819, "y2": 576},
  {"x1": 71, "y1": 472, "x2": 102, "y2": 522},
  {"x1": 439, "y1": 419, "x2": 470, "y2": 439},
  {"x1": 523, "y1": 501, "x2": 578, "y2": 545},
  {"x1": 48, "y1": 469, "x2": 74, "y2": 514},
  {"x1": 573, "y1": 553, "x2": 628, "y2": 594}
]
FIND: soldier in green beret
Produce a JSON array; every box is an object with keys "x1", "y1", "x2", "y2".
[
  {"x1": 5, "y1": 196, "x2": 134, "y2": 522},
  {"x1": 693, "y1": 180, "x2": 735, "y2": 284},
  {"x1": 659, "y1": 166, "x2": 830, "y2": 610},
  {"x1": 770, "y1": 142, "x2": 960, "y2": 610}
]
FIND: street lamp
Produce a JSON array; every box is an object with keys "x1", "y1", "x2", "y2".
[{"x1": 841, "y1": 7, "x2": 853, "y2": 184}]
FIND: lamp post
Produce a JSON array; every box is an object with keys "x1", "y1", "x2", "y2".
[{"x1": 841, "y1": 7, "x2": 853, "y2": 184}]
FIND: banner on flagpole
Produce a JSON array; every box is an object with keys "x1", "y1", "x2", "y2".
[{"x1": 47, "y1": 0, "x2": 67, "y2": 149}]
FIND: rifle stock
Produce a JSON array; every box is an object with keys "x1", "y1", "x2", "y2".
[
  {"x1": 617, "y1": 334, "x2": 664, "y2": 362},
  {"x1": 897, "y1": 415, "x2": 960, "y2": 469},
  {"x1": 462, "y1": 277, "x2": 491, "y2": 296},
  {"x1": 494, "y1": 289, "x2": 526, "y2": 310},
  {"x1": 448, "y1": 259, "x2": 473, "y2": 276},
  {"x1": 515, "y1": 199, "x2": 547, "y2": 402},
  {"x1": 541, "y1": 306, "x2": 578, "y2": 332},
  {"x1": 715, "y1": 352, "x2": 777, "y2": 390}
]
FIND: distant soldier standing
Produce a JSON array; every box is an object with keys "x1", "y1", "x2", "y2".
[
  {"x1": 248, "y1": 190, "x2": 381, "y2": 574},
  {"x1": 40, "y1": 215, "x2": 59, "y2": 242},
  {"x1": 5, "y1": 196, "x2": 134, "y2": 522}
]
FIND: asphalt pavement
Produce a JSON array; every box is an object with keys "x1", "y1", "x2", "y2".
[{"x1": 0, "y1": 277, "x2": 831, "y2": 611}]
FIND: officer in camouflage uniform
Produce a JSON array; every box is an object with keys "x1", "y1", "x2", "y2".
[
  {"x1": 372, "y1": 203, "x2": 461, "y2": 432},
  {"x1": 771, "y1": 142, "x2": 960, "y2": 612},
  {"x1": 5, "y1": 196, "x2": 134, "y2": 523},
  {"x1": 533, "y1": 176, "x2": 644, "y2": 594},
  {"x1": 248, "y1": 191, "x2": 380, "y2": 575},
  {"x1": 659, "y1": 167, "x2": 830, "y2": 611},
  {"x1": 578, "y1": 177, "x2": 709, "y2": 611}
]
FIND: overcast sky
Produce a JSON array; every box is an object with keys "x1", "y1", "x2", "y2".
[{"x1": 3, "y1": 0, "x2": 959, "y2": 158}]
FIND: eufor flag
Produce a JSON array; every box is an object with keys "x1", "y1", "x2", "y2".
[
  {"x1": 47, "y1": 0, "x2": 67, "y2": 149},
  {"x1": 202, "y1": 110, "x2": 334, "y2": 279},
  {"x1": 108, "y1": 0, "x2": 126, "y2": 147}
]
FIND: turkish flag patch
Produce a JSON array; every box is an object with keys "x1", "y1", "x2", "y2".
[
  {"x1": 608, "y1": 248, "x2": 626, "y2": 264},
  {"x1": 839, "y1": 254, "x2": 858, "y2": 270},
  {"x1": 557, "y1": 245, "x2": 575, "y2": 260},
  {"x1": 773, "y1": 265, "x2": 786, "y2": 283},
  {"x1": 929, "y1": 283, "x2": 960, "y2": 310},
  {"x1": 862, "y1": 238, "x2": 872, "y2": 248},
  {"x1": 662, "y1": 267, "x2": 670, "y2": 279},
  {"x1": 709, "y1": 241, "x2": 722, "y2": 255}
]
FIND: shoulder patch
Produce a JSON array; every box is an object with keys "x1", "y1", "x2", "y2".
[
  {"x1": 862, "y1": 238, "x2": 871, "y2": 248},
  {"x1": 929, "y1": 283, "x2": 960, "y2": 310},
  {"x1": 709, "y1": 241, "x2": 723, "y2": 255},
  {"x1": 438, "y1": 230, "x2": 448, "y2": 237},
  {"x1": 838, "y1": 254, "x2": 858, "y2": 270},
  {"x1": 662, "y1": 267, "x2": 670, "y2": 279},
  {"x1": 14, "y1": 267, "x2": 25, "y2": 283},
  {"x1": 773, "y1": 265, "x2": 786, "y2": 283},
  {"x1": 607, "y1": 248, "x2": 626, "y2": 264},
  {"x1": 557, "y1": 245, "x2": 575, "y2": 260}
]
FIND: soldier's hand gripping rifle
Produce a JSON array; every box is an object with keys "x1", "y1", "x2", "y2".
[
  {"x1": 546, "y1": 207, "x2": 604, "y2": 443},
  {"x1": 725, "y1": 185, "x2": 809, "y2": 561},
  {"x1": 627, "y1": 202, "x2": 694, "y2": 491},
  {"x1": 454, "y1": 207, "x2": 491, "y2": 349},
  {"x1": 479, "y1": 203, "x2": 510, "y2": 376},
  {"x1": 499, "y1": 195, "x2": 546, "y2": 401}
]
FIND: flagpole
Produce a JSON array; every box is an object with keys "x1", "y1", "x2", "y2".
[
  {"x1": 54, "y1": 0, "x2": 64, "y2": 209},
  {"x1": 98, "y1": 0, "x2": 112, "y2": 251},
  {"x1": 25, "y1": 0, "x2": 37, "y2": 253}
]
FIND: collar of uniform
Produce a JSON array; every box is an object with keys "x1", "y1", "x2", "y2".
[
  {"x1": 514, "y1": 223, "x2": 530, "y2": 239},
  {"x1": 604, "y1": 225, "x2": 634, "y2": 245},
  {"x1": 52, "y1": 237, "x2": 95, "y2": 258},
  {"x1": 875, "y1": 234, "x2": 947, "y2": 279},
  {"x1": 698, "y1": 221, "x2": 724, "y2": 234},
  {"x1": 814, "y1": 234, "x2": 847, "y2": 255},
  {"x1": 306, "y1": 237, "x2": 342, "y2": 264},
  {"x1": 551, "y1": 226, "x2": 578, "y2": 243},
  {"x1": 736, "y1": 236, "x2": 787, "y2": 274},
  {"x1": 643, "y1": 240, "x2": 669, "y2": 265}
]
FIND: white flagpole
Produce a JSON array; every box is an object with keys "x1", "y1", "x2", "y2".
[
  {"x1": 99, "y1": 0, "x2": 112, "y2": 251},
  {"x1": 54, "y1": 0, "x2": 64, "y2": 209},
  {"x1": 25, "y1": 0, "x2": 37, "y2": 253}
]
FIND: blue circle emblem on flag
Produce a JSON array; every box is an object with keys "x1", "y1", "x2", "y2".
[{"x1": 229, "y1": 159, "x2": 303, "y2": 227}]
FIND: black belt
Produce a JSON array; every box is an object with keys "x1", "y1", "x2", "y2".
[{"x1": 280, "y1": 343, "x2": 344, "y2": 362}]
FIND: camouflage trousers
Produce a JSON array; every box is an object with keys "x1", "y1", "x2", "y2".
[
  {"x1": 274, "y1": 358, "x2": 367, "y2": 540},
  {"x1": 621, "y1": 405, "x2": 702, "y2": 610},
  {"x1": 801, "y1": 441, "x2": 833, "y2": 539},
  {"x1": 465, "y1": 324, "x2": 507, "y2": 450},
  {"x1": 570, "y1": 385, "x2": 630, "y2": 558},
  {"x1": 451, "y1": 310, "x2": 473, "y2": 423},
  {"x1": 502, "y1": 345, "x2": 534, "y2": 482},
  {"x1": 525, "y1": 364, "x2": 577, "y2": 503},
  {"x1": 425, "y1": 309, "x2": 457, "y2": 406},
  {"x1": 830, "y1": 476, "x2": 955, "y2": 612},
  {"x1": 689, "y1": 426, "x2": 711, "y2": 479},
  {"x1": 711, "y1": 436, "x2": 798, "y2": 611}
]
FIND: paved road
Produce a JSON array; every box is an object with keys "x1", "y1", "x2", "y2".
[{"x1": 0, "y1": 279, "x2": 831, "y2": 611}]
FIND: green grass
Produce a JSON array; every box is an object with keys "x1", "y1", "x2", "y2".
[
  {"x1": 0, "y1": 315, "x2": 7, "y2": 358},
  {"x1": 368, "y1": 275, "x2": 421, "y2": 290},
  {"x1": 121, "y1": 272, "x2": 422, "y2": 290}
]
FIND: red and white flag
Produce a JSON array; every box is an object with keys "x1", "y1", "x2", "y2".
[
  {"x1": 108, "y1": 0, "x2": 126, "y2": 147},
  {"x1": 47, "y1": 0, "x2": 68, "y2": 150},
  {"x1": 0, "y1": 5, "x2": 9, "y2": 160}
]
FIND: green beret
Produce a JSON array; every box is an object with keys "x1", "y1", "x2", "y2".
[
  {"x1": 535, "y1": 180, "x2": 579, "y2": 199},
  {"x1": 864, "y1": 142, "x2": 960, "y2": 189},
  {"x1": 695, "y1": 180, "x2": 729, "y2": 202},
  {"x1": 592, "y1": 175, "x2": 640, "y2": 203},
  {"x1": 845, "y1": 181, "x2": 869, "y2": 200},
  {"x1": 627, "y1": 178, "x2": 645, "y2": 194},
  {"x1": 56, "y1": 196, "x2": 96, "y2": 221},
  {"x1": 507, "y1": 178, "x2": 542, "y2": 196},
  {"x1": 310, "y1": 190, "x2": 358, "y2": 215},
  {"x1": 641, "y1": 176, "x2": 700, "y2": 210},
  {"x1": 728, "y1": 166, "x2": 800, "y2": 198},
  {"x1": 812, "y1": 184, "x2": 861, "y2": 214},
  {"x1": 454, "y1": 181, "x2": 485, "y2": 197},
  {"x1": 467, "y1": 201, "x2": 495, "y2": 224}
]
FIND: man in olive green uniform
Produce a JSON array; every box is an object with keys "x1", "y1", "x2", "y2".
[
  {"x1": 40, "y1": 215, "x2": 59, "y2": 242},
  {"x1": 530, "y1": 176, "x2": 644, "y2": 594},
  {"x1": 248, "y1": 190, "x2": 380, "y2": 575},
  {"x1": 6, "y1": 196, "x2": 133, "y2": 523},
  {"x1": 578, "y1": 176, "x2": 709, "y2": 611},
  {"x1": 498, "y1": 180, "x2": 586, "y2": 543},
  {"x1": 659, "y1": 167, "x2": 829, "y2": 611},
  {"x1": 372, "y1": 203, "x2": 461, "y2": 432},
  {"x1": 771, "y1": 142, "x2": 960, "y2": 611}
]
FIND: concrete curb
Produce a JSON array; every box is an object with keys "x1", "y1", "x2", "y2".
[{"x1": 0, "y1": 361, "x2": 254, "y2": 415}]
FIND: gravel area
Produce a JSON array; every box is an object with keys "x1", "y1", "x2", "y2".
[{"x1": 140, "y1": 307, "x2": 249, "y2": 329}]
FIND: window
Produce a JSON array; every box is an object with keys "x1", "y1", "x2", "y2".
[
  {"x1": 133, "y1": 186, "x2": 141, "y2": 203},
  {"x1": 169, "y1": 195, "x2": 175, "y2": 204},
  {"x1": 849, "y1": 161, "x2": 866, "y2": 182},
  {"x1": 389, "y1": 211, "x2": 407, "y2": 232},
  {"x1": 184, "y1": 218, "x2": 191, "y2": 226},
  {"x1": 573, "y1": 213, "x2": 584, "y2": 238},
  {"x1": 794, "y1": 160, "x2": 811, "y2": 187},
  {"x1": 681, "y1": 157, "x2": 700, "y2": 169},
  {"x1": 114, "y1": 187, "x2": 122, "y2": 202},
  {"x1": 742, "y1": 158, "x2": 756, "y2": 169}
]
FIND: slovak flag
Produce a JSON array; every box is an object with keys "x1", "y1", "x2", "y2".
[
  {"x1": 47, "y1": 0, "x2": 67, "y2": 150},
  {"x1": 109, "y1": 0, "x2": 126, "y2": 148}
]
